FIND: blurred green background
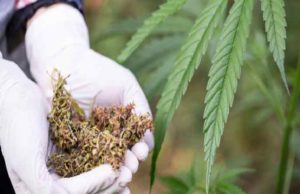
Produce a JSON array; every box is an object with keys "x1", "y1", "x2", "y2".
[{"x1": 84, "y1": 0, "x2": 300, "y2": 193}]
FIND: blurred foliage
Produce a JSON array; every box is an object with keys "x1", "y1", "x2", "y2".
[
  {"x1": 161, "y1": 157, "x2": 252, "y2": 194},
  {"x1": 85, "y1": 0, "x2": 300, "y2": 193}
]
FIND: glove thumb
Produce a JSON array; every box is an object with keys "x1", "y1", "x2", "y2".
[{"x1": 57, "y1": 164, "x2": 117, "y2": 194}]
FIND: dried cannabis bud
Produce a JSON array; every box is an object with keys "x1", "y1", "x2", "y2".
[{"x1": 48, "y1": 71, "x2": 153, "y2": 177}]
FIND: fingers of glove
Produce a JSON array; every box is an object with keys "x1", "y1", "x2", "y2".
[
  {"x1": 118, "y1": 187, "x2": 130, "y2": 194},
  {"x1": 101, "y1": 166, "x2": 132, "y2": 194},
  {"x1": 131, "y1": 142, "x2": 149, "y2": 161},
  {"x1": 141, "y1": 130, "x2": 154, "y2": 151},
  {"x1": 58, "y1": 164, "x2": 117, "y2": 194},
  {"x1": 115, "y1": 166, "x2": 132, "y2": 188},
  {"x1": 11, "y1": 176, "x2": 67, "y2": 194},
  {"x1": 124, "y1": 150, "x2": 139, "y2": 174}
]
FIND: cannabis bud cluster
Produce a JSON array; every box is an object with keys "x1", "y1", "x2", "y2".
[{"x1": 47, "y1": 72, "x2": 153, "y2": 177}]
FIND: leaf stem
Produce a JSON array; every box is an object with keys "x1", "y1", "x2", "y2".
[
  {"x1": 276, "y1": 124, "x2": 293, "y2": 194},
  {"x1": 276, "y1": 56, "x2": 300, "y2": 194}
]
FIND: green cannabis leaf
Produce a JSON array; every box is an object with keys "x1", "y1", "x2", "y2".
[
  {"x1": 117, "y1": 0, "x2": 187, "y2": 63},
  {"x1": 203, "y1": 0, "x2": 253, "y2": 192},
  {"x1": 261, "y1": 0, "x2": 288, "y2": 91},
  {"x1": 150, "y1": 0, "x2": 227, "y2": 189}
]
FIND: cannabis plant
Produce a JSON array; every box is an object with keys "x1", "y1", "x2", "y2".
[{"x1": 95, "y1": 0, "x2": 300, "y2": 193}]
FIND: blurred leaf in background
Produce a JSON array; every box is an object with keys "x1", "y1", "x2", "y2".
[{"x1": 161, "y1": 157, "x2": 251, "y2": 194}]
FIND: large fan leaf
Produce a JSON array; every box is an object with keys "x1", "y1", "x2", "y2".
[
  {"x1": 150, "y1": 0, "x2": 227, "y2": 189},
  {"x1": 261, "y1": 0, "x2": 288, "y2": 90},
  {"x1": 203, "y1": 0, "x2": 253, "y2": 192},
  {"x1": 117, "y1": 0, "x2": 187, "y2": 63}
]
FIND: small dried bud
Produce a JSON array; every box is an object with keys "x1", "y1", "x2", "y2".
[{"x1": 47, "y1": 71, "x2": 153, "y2": 177}]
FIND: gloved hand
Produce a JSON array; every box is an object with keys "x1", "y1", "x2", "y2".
[
  {"x1": 25, "y1": 3, "x2": 154, "y2": 194},
  {"x1": 0, "y1": 57, "x2": 124, "y2": 194}
]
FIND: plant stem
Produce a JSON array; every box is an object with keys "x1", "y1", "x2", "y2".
[
  {"x1": 276, "y1": 57, "x2": 300, "y2": 194},
  {"x1": 276, "y1": 124, "x2": 293, "y2": 194},
  {"x1": 283, "y1": 150, "x2": 295, "y2": 194}
]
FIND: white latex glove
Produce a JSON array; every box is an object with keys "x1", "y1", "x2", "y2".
[
  {"x1": 25, "y1": 3, "x2": 154, "y2": 194},
  {"x1": 0, "y1": 58, "x2": 119, "y2": 194}
]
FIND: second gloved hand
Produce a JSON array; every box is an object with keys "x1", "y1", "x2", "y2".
[
  {"x1": 25, "y1": 3, "x2": 154, "y2": 194},
  {"x1": 0, "y1": 58, "x2": 122, "y2": 194}
]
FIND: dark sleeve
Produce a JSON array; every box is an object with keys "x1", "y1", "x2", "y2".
[
  {"x1": 0, "y1": 149, "x2": 15, "y2": 194},
  {"x1": 6, "y1": 0, "x2": 84, "y2": 53}
]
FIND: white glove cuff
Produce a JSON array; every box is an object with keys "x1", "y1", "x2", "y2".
[{"x1": 25, "y1": 3, "x2": 89, "y2": 69}]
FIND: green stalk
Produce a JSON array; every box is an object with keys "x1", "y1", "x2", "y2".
[
  {"x1": 276, "y1": 124, "x2": 293, "y2": 194},
  {"x1": 283, "y1": 150, "x2": 295, "y2": 194},
  {"x1": 276, "y1": 56, "x2": 300, "y2": 194}
]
